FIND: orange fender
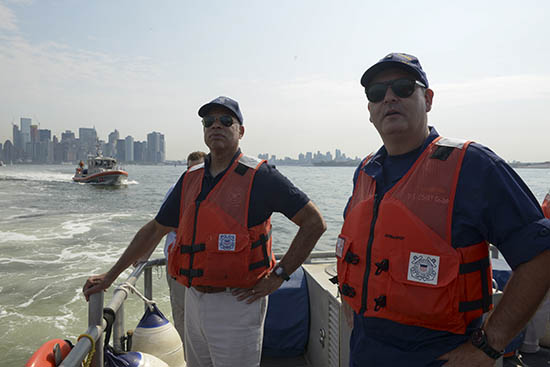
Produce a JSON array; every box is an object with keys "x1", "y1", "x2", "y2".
[{"x1": 26, "y1": 338, "x2": 72, "y2": 367}]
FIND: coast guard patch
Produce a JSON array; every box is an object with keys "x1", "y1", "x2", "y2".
[
  {"x1": 335, "y1": 236, "x2": 345, "y2": 258},
  {"x1": 407, "y1": 252, "x2": 439, "y2": 285},
  {"x1": 218, "y1": 234, "x2": 236, "y2": 251}
]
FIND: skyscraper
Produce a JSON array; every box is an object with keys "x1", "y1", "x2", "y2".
[
  {"x1": 79, "y1": 128, "x2": 98, "y2": 156},
  {"x1": 125, "y1": 136, "x2": 134, "y2": 162},
  {"x1": 146, "y1": 131, "x2": 165, "y2": 163},
  {"x1": 20, "y1": 118, "x2": 31, "y2": 157}
]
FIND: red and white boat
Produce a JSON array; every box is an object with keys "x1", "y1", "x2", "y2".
[{"x1": 72, "y1": 153, "x2": 128, "y2": 185}]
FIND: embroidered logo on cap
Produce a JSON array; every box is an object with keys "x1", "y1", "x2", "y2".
[
  {"x1": 407, "y1": 252, "x2": 439, "y2": 285},
  {"x1": 335, "y1": 236, "x2": 345, "y2": 258},
  {"x1": 218, "y1": 234, "x2": 236, "y2": 251}
]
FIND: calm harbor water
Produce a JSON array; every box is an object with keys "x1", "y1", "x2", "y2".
[{"x1": 0, "y1": 164, "x2": 549, "y2": 365}]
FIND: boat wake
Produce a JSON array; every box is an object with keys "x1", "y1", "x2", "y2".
[{"x1": 0, "y1": 171, "x2": 73, "y2": 183}]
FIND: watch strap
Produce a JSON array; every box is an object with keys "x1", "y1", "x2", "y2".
[
  {"x1": 471, "y1": 328, "x2": 503, "y2": 360},
  {"x1": 274, "y1": 265, "x2": 290, "y2": 281}
]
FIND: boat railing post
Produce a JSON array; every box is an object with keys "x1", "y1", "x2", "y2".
[
  {"x1": 113, "y1": 304, "x2": 125, "y2": 352},
  {"x1": 144, "y1": 266, "x2": 153, "y2": 311},
  {"x1": 89, "y1": 291, "x2": 104, "y2": 367}
]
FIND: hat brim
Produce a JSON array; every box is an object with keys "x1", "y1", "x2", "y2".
[
  {"x1": 360, "y1": 61, "x2": 425, "y2": 88},
  {"x1": 198, "y1": 102, "x2": 242, "y2": 124}
]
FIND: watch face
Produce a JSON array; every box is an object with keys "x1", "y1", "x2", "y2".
[
  {"x1": 471, "y1": 329, "x2": 484, "y2": 346},
  {"x1": 275, "y1": 267, "x2": 282, "y2": 276}
]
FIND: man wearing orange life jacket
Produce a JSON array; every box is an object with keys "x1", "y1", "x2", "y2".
[
  {"x1": 338, "y1": 53, "x2": 550, "y2": 367},
  {"x1": 83, "y1": 96, "x2": 326, "y2": 367}
]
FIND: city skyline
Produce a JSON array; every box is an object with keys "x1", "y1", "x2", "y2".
[
  {"x1": 1, "y1": 116, "x2": 365, "y2": 165},
  {"x1": 1, "y1": 2, "x2": 549, "y2": 162},
  {"x1": 2, "y1": 117, "x2": 165, "y2": 164}
]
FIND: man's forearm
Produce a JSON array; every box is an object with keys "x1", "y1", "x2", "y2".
[
  {"x1": 105, "y1": 219, "x2": 170, "y2": 284},
  {"x1": 484, "y1": 249, "x2": 550, "y2": 350}
]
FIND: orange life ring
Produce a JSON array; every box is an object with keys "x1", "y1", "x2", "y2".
[{"x1": 25, "y1": 338, "x2": 72, "y2": 367}]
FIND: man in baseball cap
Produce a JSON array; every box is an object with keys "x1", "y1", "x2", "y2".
[{"x1": 336, "y1": 53, "x2": 550, "y2": 366}]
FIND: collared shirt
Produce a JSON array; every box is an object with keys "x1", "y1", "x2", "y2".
[
  {"x1": 347, "y1": 127, "x2": 550, "y2": 366},
  {"x1": 155, "y1": 149, "x2": 310, "y2": 229}
]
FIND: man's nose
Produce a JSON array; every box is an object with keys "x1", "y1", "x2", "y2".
[{"x1": 383, "y1": 86, "x2": 398, "y2": 103}]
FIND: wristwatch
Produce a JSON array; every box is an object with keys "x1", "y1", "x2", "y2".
[
  {"x1": 471, "y1": 328, "x2": 503, "y2": 360},
  {"x1": 273, "y1": 264, "x2": 290, "y2": 281}
]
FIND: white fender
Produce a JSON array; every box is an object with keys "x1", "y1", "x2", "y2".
[
  {"x1": 131, "y1": 304, "x2": 185, "y2": 367},
  {"x1": 119, "y1": 351, "x2": 169, "y2": 367}
]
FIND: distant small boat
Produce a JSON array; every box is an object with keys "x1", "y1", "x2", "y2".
[{"x1": 72, "y1": 153, "x2": 128, "y2": 185}]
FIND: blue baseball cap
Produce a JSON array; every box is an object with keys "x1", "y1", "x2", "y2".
[
  {"x1": 360, "y1": 53, "x2": 429, "y2": 88},
  {"x1": 198, "y1": 96, "x2": 244, "y2": 125}
]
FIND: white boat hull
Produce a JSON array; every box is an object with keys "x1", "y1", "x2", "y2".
[{"x1": 72, "y1": 170, "x2": 128, "y2": 185}]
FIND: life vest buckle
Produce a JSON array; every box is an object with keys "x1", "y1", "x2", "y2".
[
  {"x1": 344, "y1": 251, "x2": 360, "y2": 265},
  {"x1": 374, "y1": 295, "x2": 386, "y2": 311},
  {"x1": 374, "y1": 259, "x2": 389, "y2": 275},
  {"x1": 341, "y1": 284, "x2": 356, "y2": 298}
]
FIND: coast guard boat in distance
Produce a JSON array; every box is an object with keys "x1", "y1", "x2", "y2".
[{"x1": 72, "y1": 152, "x2": 128, "y2": 185}]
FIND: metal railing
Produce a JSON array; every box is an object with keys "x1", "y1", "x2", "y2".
[{"x1": 58, "y1": 251, "x2": 335, "y2": 367}]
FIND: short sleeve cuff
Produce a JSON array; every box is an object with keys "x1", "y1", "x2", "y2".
[{"x1": 498, "y1": 218, "x2": 550, "y2": 270}]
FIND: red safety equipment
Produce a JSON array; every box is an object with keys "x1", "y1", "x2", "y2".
[
  {"x1": 26, "y1": 338, "x2": 72, "y2": 367},
  {"x1": 168, "y1": 154, "x2": 275, "y2": 288},
  {"x1": 337, "y1": 137, "x2": 493, "y2": 334}
]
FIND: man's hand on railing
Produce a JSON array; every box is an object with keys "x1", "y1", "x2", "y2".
[{"x1": 83, "y1": 273, "x2": 112, "y2": 301}]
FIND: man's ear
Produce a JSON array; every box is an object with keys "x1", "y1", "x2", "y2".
[
  {"x1": 239, "y1": 125, "x2": 245, "y2": 139},
  {"x1": 424, "y1": 89, "x2": 434, "y2": 112},
  {"x1": 368, "y1": 103, "x2": 374, "y2": 123}
]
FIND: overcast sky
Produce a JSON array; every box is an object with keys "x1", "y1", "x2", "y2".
[{"x1": 1, "y1": 0, "x2": 549, "y2": 161}]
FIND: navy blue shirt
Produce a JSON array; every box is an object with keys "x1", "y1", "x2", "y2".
[
  {"x1": 346, "y1": 127, "x2": 550, "y2": 367},
  {"x1": 155, "y1": 149, "x2": 310, "y2": 228}
]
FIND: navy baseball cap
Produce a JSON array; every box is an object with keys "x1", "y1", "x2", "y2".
[
  {"x1": 360, "y1": 53, "x2": 429, "y2": 88},
  {"x1": 198, "y1": 96, "x2": 244, "y2": 125}
]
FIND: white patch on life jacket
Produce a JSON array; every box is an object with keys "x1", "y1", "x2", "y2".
[
  {"x1": 335, "y1": 236, "x2": 345, "y2": 258},
  {"x1": 407, "y1": 252, "x2": 440, "y2": 285},
  {"x1": 218, "y1": 234, "x2": 236, "y2": 251},
  {"x1": 188, "y1": 162, "x2": 204, "y2": 172},
  {"x1": 239, "y1": 155, "x2": 262, "y2": 169},
  {"x1": 435, "y1": 137, "x2": 467, "y2": 149}
]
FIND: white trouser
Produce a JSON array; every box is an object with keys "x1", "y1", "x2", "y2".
[
  {"x1": 184, "y1": 287, "x2": 268, "y2": 367},
  {"x1": 167, "y1": 273, "x2": 186, "y2": 349}
]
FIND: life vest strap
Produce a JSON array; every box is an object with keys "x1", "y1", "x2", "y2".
[
  {"x1": 234, "y1": 162, "x2": 249, "y2": 176},
  {"x1": 249, "y1": 258, "x2": 270, "y2": 270},
  {"x1": 248, "y1": 229, "x2": 272, "y2": 271},
  {"x1": 180, "y1": 243, "x2": 206, "y2": 254},
  {"x1": 179, "y1": 268, "x2": 204, "y2": 278},
  {"x1": 430, "y1": 146, "x2": 455, "y2": 161},
  {"x1": 459, "y1": 295, "x2": 493, "y2": 313},
  {"x1": 459, "y1": 257, "x2": 490, "y2": 274},
  {"x1": 459, "y1": 255, "x2": 492, "y2": 313},
  {"x1": 251, "y1": 230, "x2": 271, "y2": 249}
]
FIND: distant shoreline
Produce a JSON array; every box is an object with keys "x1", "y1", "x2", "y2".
[
  {"x1": 508, "y1": 162, "x2": 550, "y2": 169},
  {"x1": 2, "y1": 161, "x2": 550, "y2": 169}
]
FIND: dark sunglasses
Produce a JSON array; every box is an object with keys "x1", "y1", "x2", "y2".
[
  {"x1": 365, "y1": 78, "x2": 426, "y2": 103},
  {"x1": 201, "y1": 115, "x2": 236, "y2": 128}
]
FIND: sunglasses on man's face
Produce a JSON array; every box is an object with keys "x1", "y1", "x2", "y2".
[
  {"x1": 365, "y1": 78, "x2": 426, "y2": 103},
  {"x1": 201, "y1": 115, "x2": 236, "y2": 128}
]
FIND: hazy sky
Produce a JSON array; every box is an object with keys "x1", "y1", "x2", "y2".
[{"x1": 1, "y1": 0, "x2": 549, "y2": 161}]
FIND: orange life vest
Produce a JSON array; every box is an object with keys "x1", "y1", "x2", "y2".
[
  {"x1": 167, "y1": 154, "x2": 275, "y2": 288},
  {"x1": 336, "y1": 137, "x2": 493, "y2": 334},
  {"x1": 542, "y1": 193, "x2": 550, "y2": 219}
]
